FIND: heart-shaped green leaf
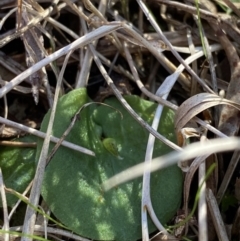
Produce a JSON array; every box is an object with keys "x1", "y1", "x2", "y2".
[
  {"x1": 0, "y1": 136, "x2": 36, "y2": 207},
  {"x1": 39, "y1": 88, "x2": 182, "y2": 241}
]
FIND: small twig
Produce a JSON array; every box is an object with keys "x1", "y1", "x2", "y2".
[
  {"x1": 194, "y1": 117, "x2": 227, "y2": 138},
  {"x1": 0, "y1": 141, "x2": 36, "y2": 147},
  {"x1": 0, "y1": 116, "x2": 94, "y2": 155},
  {"x1": 17, "y1": 0, "x2": 22, "y2": 29}
]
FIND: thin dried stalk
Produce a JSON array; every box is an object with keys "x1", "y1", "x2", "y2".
[
  {"x1": 123, "y1": 42, "x2": 177, "y2": 238},
  {"x1": 5, "y1": 225, "x2": 91, "y2": 241},
  {"x1": 0, "y1": 23, "x2": 121, "y2": 98},
  {"x1": 22, "y1": 3, "x2": 51, "y2": 104},
  {"x1": 212, "y1": 25, "x2": 240, "y2": 135},
  {"x1": 8, "y1": 182, "x2": 33, "y2": 222},
  {"x1": 137, "y1": 0, "x2": 214, "y2": 94},
  {"x1": 103, "y1": 137, "x2": 240, "y2": 190},
  {"x1": 21, "y1": 50, "x2": 73, "y2": 241},
  {"x1": 89, "y1": 43, "x2": 180, "y2": 149},
  {"x1": 198, "y1": 134, "x2": 208, "y2": 241},
  {"x1": 206, "y1": 189, "x2": 229, "y2": 241},
  {"x1": 216, "y1": 150, "x2": 240, "y2": 203},
  {"x1": 0, "y1": 168, "x2": 9, "y2": 241},
  {"x1": 0, "y1": 0, "x2": 59, "y2": 48},
  {"x1": 0, "y1": 116, "x2": 94, "y2": 155}
]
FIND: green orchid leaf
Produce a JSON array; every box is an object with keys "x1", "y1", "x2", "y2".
[
  {"x1": 39, "y1": 88, "x2": 182, "y2": 241},
  {"x1": 0, "y1": 136, "x2": 36, "y2": 207}
]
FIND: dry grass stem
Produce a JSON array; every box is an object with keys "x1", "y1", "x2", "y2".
[
  {"x1": 0, "y1": 168, "x2": 10, "y2": 241},
  {"x1": 0, "y1": 116, "x2": 94, "y2": 155},
  {"x1": 206, "y1": 189, "x2": 229, "y2": 241},
  {"x1": 103, "y1": 137, "x2": 240, "y2": 190}
]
